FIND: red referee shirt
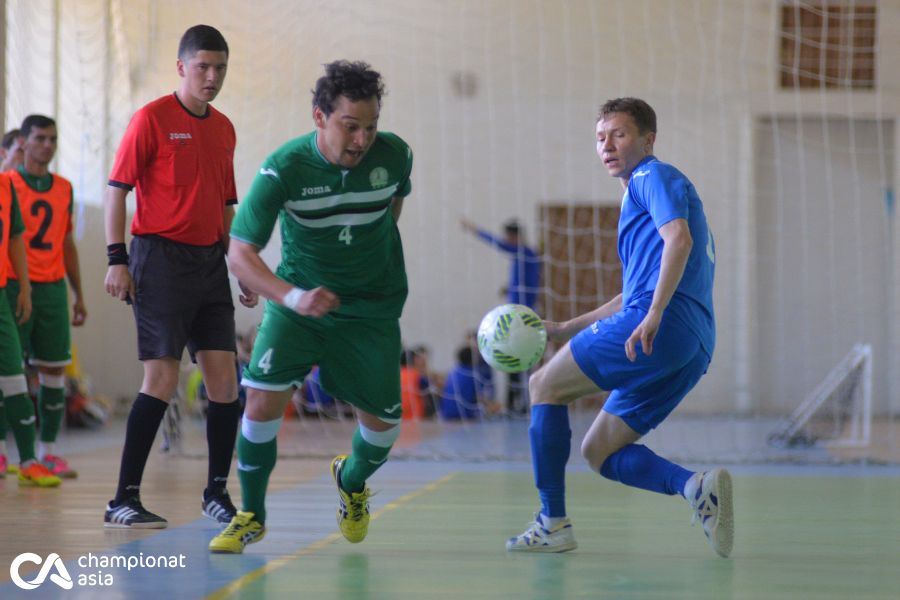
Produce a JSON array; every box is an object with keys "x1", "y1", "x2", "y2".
[{"x1": 108, "y1": 93, "x2": 237, "y2": 246}]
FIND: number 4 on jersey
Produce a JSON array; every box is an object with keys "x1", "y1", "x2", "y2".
[{"x1": 338, "y1": 225, "x2": 353, "y2": 245}]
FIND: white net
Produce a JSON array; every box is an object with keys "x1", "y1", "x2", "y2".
[
  {"x1": 4, "y1": 0, "x2": 898, "y2": 464},
  {"x1": 768, "y1": 344, "x2": 872, "y2": 449}
]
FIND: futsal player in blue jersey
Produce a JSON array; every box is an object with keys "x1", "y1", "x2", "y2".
[{"x1": 506, "y1": 98, "x2": 733, "y2": 558}]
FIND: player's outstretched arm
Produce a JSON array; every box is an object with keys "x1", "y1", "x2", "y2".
[
  {"x1": 459, "y1": 217, "x2": 477, "y2": 233},
  {"x1": 103, "y1": 185, "x2": 134, "y2": 303},
  {"x1": 228, "y1": 238, "x2": 338, "y2": 318},
  {"x1": 544, "y1": 293, "x2": 623, "y2": 342}
]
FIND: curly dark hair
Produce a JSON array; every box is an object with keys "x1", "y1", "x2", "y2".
[
  {"x1": 597, "y1": 97, "x2": 657, "y2": 134},
  {"x1": 312, "y1": 60, "x2": 385, "y2": 116}
]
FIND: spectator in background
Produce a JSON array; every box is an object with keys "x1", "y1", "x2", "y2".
[
  {"x1": 300, "y1": 365, "x2": 339, "y2": 418},
  {"x1": 466, "y1": 329, "x2": 495, "y2": 406},
  {"x1": 460, "y1": 217, "x2": 541, "y2": 309},
  {"x1": 400, "y1": 345, "x2": 439, "y2": 420},
  {"x1": 439, "y1": 346, "x2": 485, "y2": 421},
  {"x1": 460, "y1": 217, "x2": 541, "y2": 415},
  {"x1": 0, "y1": 129, "x2": 24, "y2": 172}
]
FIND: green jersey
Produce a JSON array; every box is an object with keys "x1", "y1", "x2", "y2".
[{"x1": 232, "y1": 131, "x2": 413, "y2": 319}]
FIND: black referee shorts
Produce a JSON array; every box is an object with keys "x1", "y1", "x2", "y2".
[{"x1": 129, "y1": 235, "x2": 236, "y2": 362}]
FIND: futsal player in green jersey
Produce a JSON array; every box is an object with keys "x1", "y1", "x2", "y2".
[{"x1": 209, "y1": 60, "x2": 414, "y2": 553}]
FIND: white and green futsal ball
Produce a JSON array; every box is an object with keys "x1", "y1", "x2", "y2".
[{"x1": 477, "y1": 304, "x2": 547, "y2": 373}]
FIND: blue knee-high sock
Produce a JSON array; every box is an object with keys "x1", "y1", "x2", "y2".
[
  {"x1": 529, "y1": 404, "x2": 571, "y2": 518},
  {"x1": 599, "y1": 443, "x2": 693, "y2": 496}
]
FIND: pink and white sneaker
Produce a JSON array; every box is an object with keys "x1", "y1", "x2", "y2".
[{"x1": 42, "y1": 454, "x2": 78, "y2": 479}]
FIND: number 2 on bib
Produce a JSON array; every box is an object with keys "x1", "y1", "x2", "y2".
[{"x1": 338, "y1": 225, "x2": 353, "y2": 245}]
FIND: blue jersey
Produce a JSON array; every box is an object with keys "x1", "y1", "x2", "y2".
[
  {"x1": 619, "y1": 155, "x2": 715, "y2": 357},
  {"x1": 476, "y1": 231, "x2": 541, "y2": 309}
]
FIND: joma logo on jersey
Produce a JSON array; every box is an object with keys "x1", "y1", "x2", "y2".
[
  {"x1": 169, "y1": 133, "x2": 192, "y2": 140},
  {"x1": 301, "y1": 185, "x2": 332, "y2": 196}
]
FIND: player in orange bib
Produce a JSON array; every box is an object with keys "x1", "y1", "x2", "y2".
[
  {"x1": 0, "y1": 169, "x2": 60, "y2": 487},
  {"x1": 3, "y1": 115, "x2": 87, "y2": 479}
]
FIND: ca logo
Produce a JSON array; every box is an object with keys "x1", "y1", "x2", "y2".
[{"x1": 10, "y1": 552, "x2": 74, "y2": 590}]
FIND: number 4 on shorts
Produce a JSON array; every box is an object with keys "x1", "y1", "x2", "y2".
[
  {"x1": 257, "y1": 348, "x2": 274, "y2": 374},
  {"x1": 338, "y1": 226, "x2": 353, "y2": 245}
]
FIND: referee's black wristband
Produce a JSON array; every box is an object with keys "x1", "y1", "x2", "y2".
[{"x1": 107, "y1": 243, "x2": 129, "y2": 266}]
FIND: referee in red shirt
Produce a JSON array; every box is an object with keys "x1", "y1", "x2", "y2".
[{"x1": 103, "y1": 24, "x2": 257, "y2": 528}]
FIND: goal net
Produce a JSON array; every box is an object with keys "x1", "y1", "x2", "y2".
[
  {"x1": 768, "y1": 344, "x2": 872, "y2": 449},
  {"x1": 3, "y1": 0, "x2": 897, "y2": 465}
]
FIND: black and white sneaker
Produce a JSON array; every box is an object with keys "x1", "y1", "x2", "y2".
[
  {"x1": 104, "y1": 496, "x2": 168, "y2": 529},
  {"x1": 202, "y1": 488, "x2": 237, "y2": 526}
]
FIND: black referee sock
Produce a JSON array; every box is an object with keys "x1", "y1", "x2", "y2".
[
  {"x1": 113, "y1": 393, "x2": 168, "y2": 506},
  {"x1": 206, "y1": 399, "x2": 241, "y2": 495}
]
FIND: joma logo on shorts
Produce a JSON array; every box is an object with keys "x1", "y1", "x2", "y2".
[
  {"x1": 168, "y1": 133, "x2": 192, "y2": 140},
  {"x1": 301, "y1": 185, "x2": 332, "y2": 196}
]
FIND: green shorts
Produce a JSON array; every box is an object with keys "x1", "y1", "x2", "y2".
[
  {"x1": 0, "y1": 286, "x2": 25, "y2": 376},
  {"x1": 243, "y1": 302, "x2": 402, "y2": 423},
  {"x1": 5, "y1": 279, "x2": 71, "y2": 366}
]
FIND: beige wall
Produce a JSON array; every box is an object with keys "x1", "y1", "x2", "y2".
[{"x1": 5, "y1": 0, "x2": 898, "y2": 414}]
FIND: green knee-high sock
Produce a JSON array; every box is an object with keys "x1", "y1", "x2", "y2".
[
  {"x1": 237, "y1": 433, "x2": 277, "y2": 523},
  {"x1": 5, "y1": 393, "x2": 37, "y2": 464},
  {"x1": 39, "y1": 385, "x2": 66, "y2": 443},
  {"x1": 340, "y1": 428, "x2": 392, "y2": 493}
]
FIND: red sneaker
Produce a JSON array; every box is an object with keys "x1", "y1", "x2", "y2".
[{"x1": 42, "y1": 454, "x2": 78, "y2": 478}]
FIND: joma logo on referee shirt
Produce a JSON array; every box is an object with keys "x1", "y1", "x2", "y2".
[
  {"x1": 301, "y1": 185, "x2": 332, "y2": 196},
  {"x1": 168, "y1": 133, "x2": 193, "y2": 140}
]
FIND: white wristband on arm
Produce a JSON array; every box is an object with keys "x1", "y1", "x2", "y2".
[{"x1": 282, "y1": 287, "x2": 308, "y2": 311}]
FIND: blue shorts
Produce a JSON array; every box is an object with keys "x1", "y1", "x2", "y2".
[{"x1": 569, "y1": 305, "x2": 710, "y2": 435}]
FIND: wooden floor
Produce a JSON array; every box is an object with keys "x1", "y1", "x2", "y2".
[{"x1": 1, "y1": 417, "x2": 899, "y2": 599}]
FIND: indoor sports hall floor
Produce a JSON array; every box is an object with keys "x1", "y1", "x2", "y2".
[{"x1": 1, "y1": 415, "x2": 898, "y2": 599}]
